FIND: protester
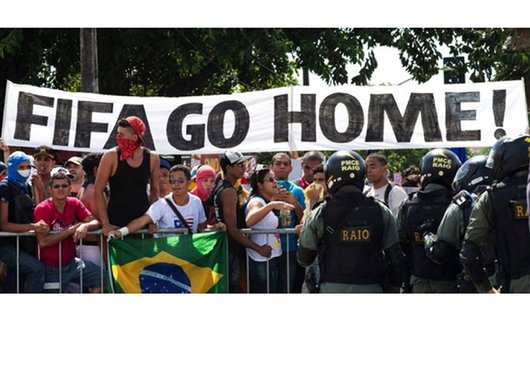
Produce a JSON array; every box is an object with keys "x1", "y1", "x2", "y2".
[
  {"x1": 110, "y1": 164, "x2": 224, "y2": 238},
  {"x1": 400, "y1": 165, "x2": 421, "y2": 199},
  {"x1": 269, "y1": 152, "x2": 305, "y2": 292},
  {"x1": 0, "y1": 161, "x2": 6, "y2": 182},
  {"x1": 159, "y1": 158, "x2": 172, "y2": 198},
  {"x1": 294, "y1": 150, "x2": 325, "y2": 189},
  {"x1": 31, "y1": 145, "x2": 56, "y2": 202},
  {"x1": 64, "y1": 156, "x2": 85, "y2": 197},
  {"x1": 190, "y1": 164, "x2": 217, "y2": 222},
  {"x1": 297, "y1": 150, "x2": 408, "y2": 293},
  {"x1": 364, "y1": 153, "x2": 409, "y2": 217},
  {"x1": 94, "y1": 116, "x2": 160, "y2": 236},
  {"x1": 188, "y1": 164, "x2": 200, "y2": 192},
  {"x1": 303, "y1": 164, "x2": 328, "y2": 214},
  {"x1": 78, "y1": 153, "x2": 104, "y2": 218},
  {"x1": 245, "y1": 166, "x2": 294, "y2": 293},
  {"x1": 75, "y1": 153, "x2": 106, "y2": 268},
  {"x1": 460, "y1": 135, "x2": 530, "y2": 293},
  {"x1": 397, "y1": 148, "x2": 462, "y2": 293},
  {"x1": 212, "y1": 151, "x2": 272, "y2": 292},
  {"x1": 34, "y1": 171, "x2": 102, "y2": 292},
  {"x1": 0, "y1": 151, "x2": 47, "y2": 292},
  {"x1": 0, "y1": 137, "x2": 10, "y2": 164}
]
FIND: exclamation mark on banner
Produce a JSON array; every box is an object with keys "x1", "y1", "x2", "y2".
[{"x1": 493, "y1": 89, "x2": 506, "y2": 139}]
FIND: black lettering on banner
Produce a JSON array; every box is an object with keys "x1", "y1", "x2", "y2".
[
  {"x1": 103, "y1": 105, "x2": 156, "y2": 150},
  {"x1": 167, "y1": 103, "x2": 205, "y2": 151},
  {"x1": 52, "y1": 99, "x2": 72, "y2": 146},
  {"x1": 76, "y1": 101, "x2": 113, "y2": 148},
  {"x1": 366, "y1": 93, "x2": 442, "y2": 142},
  {"x1": 445, "y1": 92, "x2": 481, "y2": 141},
  {"x1": 319, "y1": 93, "x2": 363, "y2": 143},
  {"x1": 14, "y1": 92, "x2": 54, "y2": 140},
  {"x1": 274, "y1": 94, "x2": 316, "y2": 142},
  {"x1": 207, "y1": 100, "x2": 249, "y2": 148},
  {"x1": 493, "y1": 89, "x2": 507, "y2": 139}
]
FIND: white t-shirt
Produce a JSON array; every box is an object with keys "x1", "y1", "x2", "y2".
[
  {"x1": 365, "y1": 183, "x2": 409, "y2": 217},
  {"x1": 244, "y1": 196, "x2": 282, "y2": 262},
  {"x1": 146, "y1": 193, "x2": 206, "y2": 235}
]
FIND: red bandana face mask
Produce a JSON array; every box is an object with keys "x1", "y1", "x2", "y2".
[{"x1": 116, "y1": 135, "x2": 140, "y2": 161}]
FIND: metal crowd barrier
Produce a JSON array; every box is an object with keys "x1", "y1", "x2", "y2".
[{"x1": 0, "y1": 228, "x2": 300, "y2": 294}]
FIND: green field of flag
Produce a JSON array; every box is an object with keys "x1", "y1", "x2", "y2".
[{"x1": 108, "y1": 231, "x2": 228, "y2": 293}]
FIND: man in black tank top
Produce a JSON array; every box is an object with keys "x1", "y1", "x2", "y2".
[{"x1": 95, "y1": 117, "x2": 160, "y2": 236}]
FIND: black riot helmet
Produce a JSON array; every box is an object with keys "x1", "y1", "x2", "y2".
[
  {"x1": 325, "y1": 150, "x2": 366, "y2": 194},
  {"x1": 452, "y1": 155, "x2": 493, "y2": 194},
  {"x1": 419, "y1": 148, "x2": 462, "y2": 189},
  {"x1": 486, "y1": 134, "x2": 530, "y2": 181}
]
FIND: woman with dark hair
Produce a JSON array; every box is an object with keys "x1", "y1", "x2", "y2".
[{"x1": 245, "y1": 166, "x2": 293, "y2": 293}]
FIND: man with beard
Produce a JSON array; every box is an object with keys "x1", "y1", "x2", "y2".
[{"x1": 64, "y1": 156, "x2": 85, "y2": 197}]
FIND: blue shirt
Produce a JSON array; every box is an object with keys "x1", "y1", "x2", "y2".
[{"x1": 277, "y1": 180, "x2": 305, "y2": 252}]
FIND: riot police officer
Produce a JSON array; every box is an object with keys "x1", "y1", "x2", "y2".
[
  {"x1": 460, "y1": 135, "x2": 530, "y2": 293},
  {"x1": 397, "y1": 148, "x2": 462, "y2": 293},
  {"x1": 296, "y1": 150, "x2": 407, "y2": 293},
  {"x1": 527, "y1": 168, "x2": 530, "y2": 233},
  {"x1": 422, "y1": 155, "x2": 494, "y2": 292}
]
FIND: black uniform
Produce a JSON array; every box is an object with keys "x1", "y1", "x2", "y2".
[{"x1": 460, "y1": 134, "x2": 530, "y2": 293}]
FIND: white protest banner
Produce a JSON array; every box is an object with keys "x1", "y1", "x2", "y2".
[{"x1": 2, "y1": 80, "x2": 528, "y2": 154}]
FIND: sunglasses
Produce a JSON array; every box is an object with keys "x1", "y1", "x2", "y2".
[
  {"x1": 232, "y1": 162, "x2": 246, "y2": 167},
  {"x1": 169, "y1": 177, "x2": 186, "y2": 184},
  {"x1": 264, "y1": 176, "x2": 277, "y2": 183},
  {"x1": 52, "y1": 184, "x2": 70, "y2": 189}
]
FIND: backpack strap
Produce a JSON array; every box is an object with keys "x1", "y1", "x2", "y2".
[
  {"x1": 384, "y1": 182, "x2": 394, "y2": 207},
  {"x1": 164, "y1": 197, "x2": 193, "y2": 234}
]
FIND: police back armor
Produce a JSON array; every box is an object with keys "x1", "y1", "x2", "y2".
[
  {"x1": 489, "y1": 175, "x2": 530, "y2": 279},
  {"x1": 453, "y1": 190, "x2": 496, "y2": 267},
  {"x1": 402, "y1": 188, "x2": 459, "y2": 280},
  {"x1": 321, "y1": 189, "x2": 386, "y2": 284}
]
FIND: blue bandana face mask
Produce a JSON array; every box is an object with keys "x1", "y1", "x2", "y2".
[{"x1": 6, "y1": 151, "x2": 32, "y2": 187}]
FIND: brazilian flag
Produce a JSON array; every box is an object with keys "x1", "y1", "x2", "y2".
[{"x1": 108, "y1": 231, "x2": 228, "y2": 293}]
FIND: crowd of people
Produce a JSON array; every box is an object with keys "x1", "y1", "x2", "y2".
[{"x1": 0, "y1": 115, "x2": 529, "y2": 293}]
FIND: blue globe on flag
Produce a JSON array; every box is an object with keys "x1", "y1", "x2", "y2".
[{"x1": 139, "y1": 262, "x2": 192, "y2": 293}]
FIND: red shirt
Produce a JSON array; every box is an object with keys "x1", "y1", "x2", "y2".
[{"x1": 34, "y1": 197, "x2": 92, "y2": 267}]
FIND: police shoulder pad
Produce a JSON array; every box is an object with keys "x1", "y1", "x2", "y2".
[{"x1": 452, "y1": 190, "x2": 475, "y2": 209}]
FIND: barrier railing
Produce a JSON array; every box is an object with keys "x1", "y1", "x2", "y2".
[{"x1": 0, "y1": 228, "x2": 300, "y2": 294}]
